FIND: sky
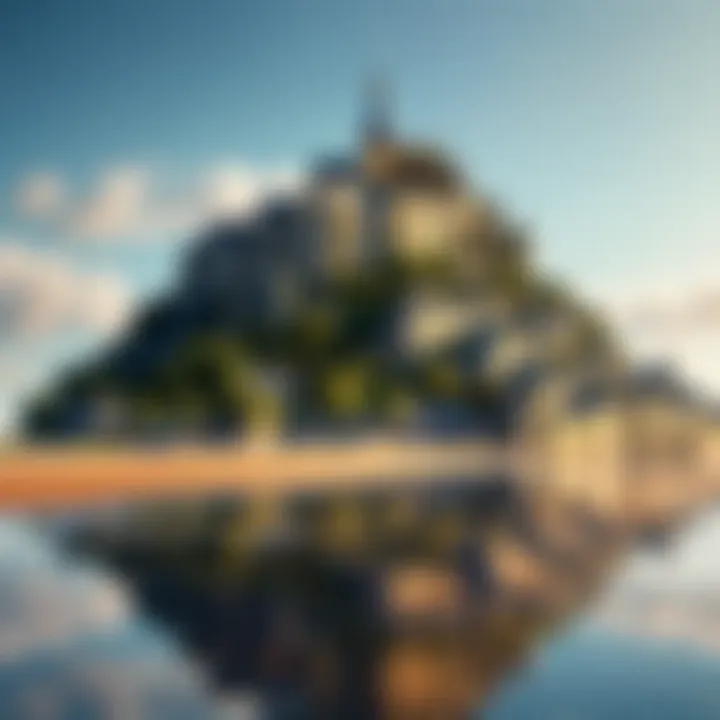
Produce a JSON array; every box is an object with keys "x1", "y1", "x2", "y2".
[{"x1": 2, "y1": 0, "x2": 720, "y2": 432}]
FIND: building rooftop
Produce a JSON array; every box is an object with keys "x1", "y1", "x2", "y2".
[
  {"x1": 626, "y1": 363, "x2": 695, "y2": 406},
  {"x1": 366, "y1": 142, "x2": 462, "y2": 193}
]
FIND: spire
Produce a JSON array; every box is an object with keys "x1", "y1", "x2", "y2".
[{"x1": 363, "y1": 72, "x2": 392, "y2": 145}]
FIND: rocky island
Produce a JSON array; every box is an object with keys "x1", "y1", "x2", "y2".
[{"x1": 20, "y1": 87, "x2": 720, "y2": 718}]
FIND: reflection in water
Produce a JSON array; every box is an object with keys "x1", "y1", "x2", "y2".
[
  {"x1": 56, "y1": 479, "x2": 622, "y2": 717},
  {"x1": 2, "y1": 496, "x2": 720, "y2": 718},
  {"x1": 0, "y1": 518, "x2": 215, "y2": 718},
  {"x1": 486, "y1": 626, "x2": 720, "y2": 720},
  {"x1": 487, "y1": 508, "x2": 720, "y2": 720}
]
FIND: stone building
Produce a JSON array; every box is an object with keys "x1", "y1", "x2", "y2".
[
  {"x1": 534, "y1": 366, "x2": 702, "y2": 521},
  {"x1": 183, "y1": 81, "x2": 523, "y2": 324},
  {"x1": 184, "y1": 202, "x2": 312, "y2": 327},
  {"x1": 700, "y1": 407, "x2": 720, "y2": 494},
  {"x1": 393, "y1": 291, "x2": 508, "y2": 358},
  {"x1": 622, "y1": 366, "x2": 701, "y2": 522},
  {"x1": 548, "y1": 388, "x2": 628, "y2": 516}
]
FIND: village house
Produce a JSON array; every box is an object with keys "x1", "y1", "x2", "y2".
[
  {"x1": 393, "y1": 290, "x2": 509, "y2": 359},
  {"x1": 622, "y1": 366, "x2": 701, "y2": 523},
  {"x1": 531, "y1": 366, "x2": 703, "y2": 523},
  {"x1": 700, "y1": 406, "x2": 720, "y2": 495}
]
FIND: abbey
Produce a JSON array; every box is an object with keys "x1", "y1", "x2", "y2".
[{"x1": 184, "y1": 82, "x2": 525, "y2": 325}]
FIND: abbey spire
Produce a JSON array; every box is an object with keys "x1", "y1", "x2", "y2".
[{"x1": 362, "y1": 73, "x2": 393, "y2": 147}]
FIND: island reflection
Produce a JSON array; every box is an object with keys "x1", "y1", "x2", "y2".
[{"x1": 64, "y1": 477, "x2": 628, "y2": 718}]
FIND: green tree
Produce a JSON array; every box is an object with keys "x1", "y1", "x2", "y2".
[
  {"x1": 245, "y1": 385, "x2": 284, "y2": 437},
  {"x1": 322, "y1": 361, "x2": 371, "y2": 418},
  {"x1": 296, "y1": 304, "x2": 338, "y2": 359},
  {"x1": 424, "y1": 359, "x2": 463, "y2": 399},
  {"x1": 383, "y1": 387, "x2": 419, "y2": 426}
]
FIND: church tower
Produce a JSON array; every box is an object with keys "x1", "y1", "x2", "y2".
[
  {"x1": 362, "y1": 73, "x2": 393, "y2": 148},
  {"x1": 361, "y1": 74, "x2": 395, "y2": 264}
]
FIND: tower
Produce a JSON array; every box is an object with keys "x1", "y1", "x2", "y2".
[
  {"x1": 362, "y1": 72, "x2": 393, "y2": 147},
  {"x1": 361, "y1": 74, "x2": 394, "y2": 264}
]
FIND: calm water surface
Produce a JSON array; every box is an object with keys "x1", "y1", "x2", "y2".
[{"x1": 1, "y1": 508, "x2": 720, "y2": 718}]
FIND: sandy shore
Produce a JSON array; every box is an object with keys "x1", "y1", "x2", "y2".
[{"x1": 0, "y1": 439, "x2": 504, "y2": 512}]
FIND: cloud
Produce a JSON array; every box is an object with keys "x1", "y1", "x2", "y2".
[
  {"x1": 609, "y1": 285, "x2": 720, "y2": 339},
  {"x1": 596, "y1": 592, "x2": 720, "y2": 654},
  {"x1": 593, "y1": 509, "x2": 720, "y2": 653},
  {"x1": 0, "y1": 519, "x2": 131, "y2": 660},
  {"x1": 0, "y1": 518, "x2": 214, "y2": 716},
  {"x1": 70, "y1": 166, "x2": 151, "y2": 239},
  {"x1": 597, "y1": 281, "x2": 720, "y2": 393},
  {"x1": 14, "y1": 172, "x2": 66, "y2": 220},
  {"x1": 0, "y1": 242, "x2": 133, "y2": 342},
  {"x1": 197, "y1": 164, "x2": 306, "y2": 223},
  {"x1": 201, "y1": 165, "x2": 267, "y2": 219},
  {"x1": 12, "y1": 162, "x2": 306, "y2": 243}
]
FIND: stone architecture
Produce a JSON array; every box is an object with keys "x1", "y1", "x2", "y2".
[
  {"x1": 183, "y1": 81, "x2": 523, "y2": 325},
  {"x1": 530, "y1": 365, "x2": 705, "y2": 520}
]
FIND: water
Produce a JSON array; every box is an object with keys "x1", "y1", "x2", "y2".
[
  {"x1": 485, "y1": 508, "x2": 720, "y2": 720},
  {"x1": 485, "y1": 626, "x2": 720, "y2": 719},
  {"x1": 0, "y1": 517, "x2": 217, "y2": 718},
  {"x1": 2, "y1": 507, "x2": 720, "y2": 718}
]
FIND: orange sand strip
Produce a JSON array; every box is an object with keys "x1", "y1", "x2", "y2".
[{"x1": 0, "y1": 440, "x2": 503, "y2": 512}]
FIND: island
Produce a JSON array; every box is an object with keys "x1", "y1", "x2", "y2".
[{"x1": 14, "y1": 85, "x2": 720, "y2": 719}]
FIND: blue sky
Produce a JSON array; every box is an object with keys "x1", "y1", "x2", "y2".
[{"x1": 2, "y1": 0, "x2": 720, "y2": 431}]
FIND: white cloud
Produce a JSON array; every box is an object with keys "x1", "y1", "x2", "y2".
[
  {"x1": 0, "y1": 519, "x2": 214, "y2": 716},
  {"x1": 595, "y1": 279, "x2": 720, "y2": 394},
  {"x1": 15, "y1": 172, "x2": 66, "y2": 220},
  {"x1": 12, "y1": 162, "x2": 306, "y2": 243},
  {"x1": 597, "y1": 593, "x2": 720, "y2": 654},
  {"x1": 201, "y1": 165, "x2": 266, "y2": 219},
  {"x1": 70, "y1": 166, "x2": 150, "y2": 239},
  {"x1": 199, "y1": 164, "x2": 305, "y2": 220},
  {"x1": 614, "y1": 286, "x2": 720, "y2": 339},
  {"x1": 593, "y1": 508, "x2": 720, "y2": 653},
  {"x1": 0, "y1": 242, "x2": 133, "y2": 342},
  {"x1": 0, "y1": 519, "x2": 132, "y2": 660}
]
